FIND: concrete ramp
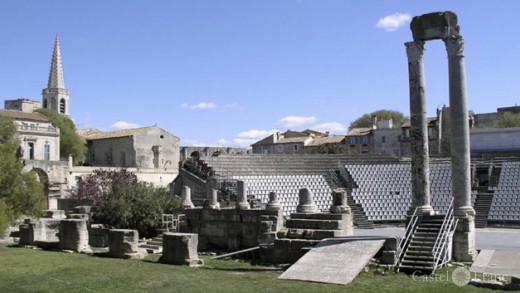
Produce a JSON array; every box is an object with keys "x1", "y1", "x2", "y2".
[
  {"x1": 279, "y1": 238, "x2": 386, "y2": 285},
  {"x1": 471, "y1": 250, "x2": 520, "y2": 278}
]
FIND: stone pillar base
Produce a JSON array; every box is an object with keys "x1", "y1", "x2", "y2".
[
  {"x1": 452, "y1": 214, "x2": 477, "y2": 262},
  {"x1": 236, "y1": 202, "x2": 250, "y2": 210}
]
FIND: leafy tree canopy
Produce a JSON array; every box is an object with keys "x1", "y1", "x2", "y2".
[
  {"x1": 35, "y1": 108, "x2": 87, "y2": 165},
  {"x1": 349, "y1": 110, "x2": 407, "y2": 130},
  {"x1": 68, "y1": 169, "x2": 180, "y2": 237},
  {"x1": 0, "y1": 116, "x2": 45, "y2": 236},
  {"x1": 494, "y1": 112, "x2": 520, "y2": 128}
]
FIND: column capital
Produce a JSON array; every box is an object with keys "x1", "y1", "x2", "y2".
[
  {"x1": 444, "y1": 35, "x2": 465, "y2": 58},
  {"x1": 405, "y1": 41, "x2": 425, "y2": 62}
]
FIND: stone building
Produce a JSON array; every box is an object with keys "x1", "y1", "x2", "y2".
[
  {"x1": 251, "y1": 130, "x2": 345, "y2": 154},
  {"x1": 0, "y1": 110, "x2": 60, "y2": 161},
  {"x1": 82, "y1": 126, "x2": 180, "y2": 169},
  {"x1": 345, "y1": 127, "x2": 374, "y2": 154}
]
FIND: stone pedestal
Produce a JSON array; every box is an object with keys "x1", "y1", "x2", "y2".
[
  {"x1": 266, "y1": 191, "x2": 282, "y2": 211},
  {"x1": 59, "y1": 219, "x2": 91, "y2": 253},
  {"x1": 109, "y1": 229, "x2": 146, "y2": 259},
  {"x1": 296, "y1": 187, "x2": 318, "y2": 214},
  {"x1": 159, "y1": 233, "x2": 203, "y2": 266},
  {"x1": 205, "y1": 188, "x2": 220, "y2": 210},
  {"x1": 453, "y1": 210, "x2": 477, "y2": 262},
  {"x1": 45, "y1": 210, "x2": 66, "y2": 219},
  {"x1": 236, "y1": 180, "x2": 250, "y2": 210},
  {"x1": 329, "y1": 190, "x2": 351, "y2": 214},
  {"x1": 181, "y1": 186, "x2": 194, "y2": 209}
]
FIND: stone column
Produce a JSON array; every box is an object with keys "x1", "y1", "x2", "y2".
[
  {"x1": 444, "y1": 35, "x2": 477, "y2": 262},
  {"x1": 405, "y1": 41, "x2": 433, "y2": 215},
  {"x1": 296, "y1": 187, "x2": 318, "y2": 214},
  {"x1": 266, "y1": 191, "x2": 282, "y2": 211},
  {"x1": 181, "y1": 186, "x2": 194, "y2": 209},
  {"x1": 206, "y1": 188, "x2": 220, "y2": 210},
  {"x1": 236, "y1": 180, "x2": 250, "y2": 210},
  {"x1": 329, "y1": 189, "x2": 351, "y2": 214}
]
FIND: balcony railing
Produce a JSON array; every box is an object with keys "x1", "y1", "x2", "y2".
[{"x1": 16, "y1": 125, "x2": 59, "y2": 134}]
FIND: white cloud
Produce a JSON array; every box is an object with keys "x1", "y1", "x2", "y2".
[
  {"x1": 376, "y1": 13, "x2": 411, "y2": 32},
  {"x1": 312, "y1": 122, "x2": 347, "y2": 134},
  {"x1": 110, "y1": 121, "x2": 141, "y2": 130},
  {"x1": 181, "y1": 102, "x2": 217, "y2": 110},
  {"x1": 278, "y1": 116, "x2": 317, "y2": 128},
  {"x1": 233, "y1": 129, "x2": 279, "y2": 146},
  {"x1": 223, "y1": 102, "x2": 242, "y2": 109}
]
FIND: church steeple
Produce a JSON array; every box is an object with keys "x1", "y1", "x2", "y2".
[{"x1": 42, "y1": 34, "x2": 70, "y2": 116}]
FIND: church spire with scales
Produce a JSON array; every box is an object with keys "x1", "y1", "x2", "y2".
[{"x1": 42, "y1": 34, "x2": 70, "y2": 116}]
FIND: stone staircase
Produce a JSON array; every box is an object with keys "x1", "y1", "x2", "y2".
[
  {"x1": 139, "y1": 234, "x2": 164, "y2": 254},
  {"x1": 346, "y1": 192, "x2": 374, "y2": 229},
  {"x1": 474, "y1": 187, "x2": 494, "y2": 228},
  {"x1": 398, "y1": 215, "x2": 445, "y2": 272}
]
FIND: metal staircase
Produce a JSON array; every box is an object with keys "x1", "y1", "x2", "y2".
[{"x1": 396, "y1": 203, "x2": 457, "y2": 273}]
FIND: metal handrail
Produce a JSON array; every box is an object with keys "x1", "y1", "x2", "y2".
[
  {"x1": 395, "y1": 207, "x2": 420, "y2": 269},
  {"x1": 431, "y1": 201, "x2": 457, "y2": 269}
]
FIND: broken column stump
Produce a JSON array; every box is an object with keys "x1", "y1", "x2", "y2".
[
  {"x1": 59, "y1": 219, "x2": 92, "y2": 253},
  {"x1": 159, "y1": 232, "x2": 204, "y2": 266},
  {"x1": 108, "y1": 229, "x2": 147, "y2": 259}
]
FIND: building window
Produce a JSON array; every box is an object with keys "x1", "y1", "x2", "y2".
[
  {"x1": 293, "y1": 144, "x2": 299, "y2": 152},
  {"x1": 44, "y1": 143, "x2": 50, "y2": 161},
  {"x1": 361, "y1": 136, "x2": 369, "y2": 144},
  {"x1": 60, "y1": 99, "x2": 66, "y2": 114},
  {"x1": 348, "y1": 137, "x2": 356, "y2": 145},
  {"x1": 382, "y1": 136, "x2": 386, "y2": 143},
  {"x1": 43, "y1": 99, "x2": 48, "y2": 108},
  {"x1": 277, "y1": 145, "x2": 283, "y2": 153},
  {"x1": 403, "y1": 128, "x2": 410, "y2": 138},
  {"x1": 28, "y1": 142, "x2": 35, "y2": 160}
]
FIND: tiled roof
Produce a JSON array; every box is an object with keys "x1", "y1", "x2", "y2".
[
  {"x1": 0, "y1": 110, "x2": 50, "y2": 122},
  {"x1": 346, "y1": 127, "x2": 373, "y2": 136},
  {"x1": 276, "y1": 136, "x2": 310, "y2": 144},
  {"x1": 306, "y1": 135, "x2": 345, "y2": 146}
]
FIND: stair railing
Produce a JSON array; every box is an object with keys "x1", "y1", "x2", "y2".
[
  {"x1": 431, "y1": 200, "x2": 458, "y2": 271},
  {"x1": 395, "y1": 207, "x2": 421, "y2": 270}
]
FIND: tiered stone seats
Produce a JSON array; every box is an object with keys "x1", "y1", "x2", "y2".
[
  {"x1": 347, "y1": 163, "x2": 477, "y2": 222},
  {"x1": 488, "y1": 162, "x2": 520, "y2": 221}
]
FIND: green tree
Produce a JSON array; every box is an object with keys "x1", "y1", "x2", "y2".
[
  {"x1": 35, "y1": 108, "x2": 86, "y2": 165},
  {"x1": 0, "y1": 116, "x2": 45, "y2": 236},
  {"x1": 68, "y1": 169, "x2": 180, "y2": 238},
  {"x1": 349, "y1": 110, "x2": 407, "y2": 130},
  {"x1": 494, "y1": 112, "x2": 520, "y2": 128}
]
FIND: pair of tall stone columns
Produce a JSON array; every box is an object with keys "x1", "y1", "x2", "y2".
[{"x1": 406, "y1": 11, "x2": 476, "y2": 262}]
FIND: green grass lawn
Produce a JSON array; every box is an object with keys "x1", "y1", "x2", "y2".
[{"x1": 0, "y1": 244, "x2": 495, "y2": 293}]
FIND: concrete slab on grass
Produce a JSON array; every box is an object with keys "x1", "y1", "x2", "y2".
[
  {"x1": 470, "y1": 250, "x2": 520, "y2": 278},
  {"x1": 279, "y1": 238, "x2": 385, "y2": 285}
]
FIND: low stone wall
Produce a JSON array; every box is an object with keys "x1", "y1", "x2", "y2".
[
  {"x1": 19, "y1": 218, "x2": 61, "y2": 246},
  {"x1": 89, "y1": 224, "x2": 109, "y2": 247},
  {"x1": 182, "y1": 208, "x2": 283, "y2": 250}
]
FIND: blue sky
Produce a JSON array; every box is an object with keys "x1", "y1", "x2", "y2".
[{"x1": 1, "y1": 1, "x2": 519, "y2": 148}]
